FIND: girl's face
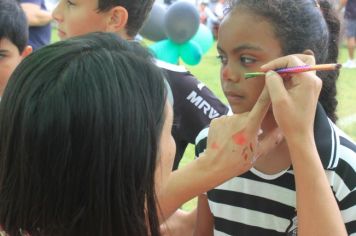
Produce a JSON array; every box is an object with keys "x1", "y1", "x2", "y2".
[
  {"x1": 155, "y1": 101, "x2": 176, "y2": 193},
  {"x1": 217, "y1": 9, "x2": 283, "y2": 114}
]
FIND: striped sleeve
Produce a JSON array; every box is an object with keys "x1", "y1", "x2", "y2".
[
  {"x1": 332, "y1": 128, "x2": 356, "y2": 235},
  {"x1": 195, "y1": 127, "x2": 209, "y2": 157}
]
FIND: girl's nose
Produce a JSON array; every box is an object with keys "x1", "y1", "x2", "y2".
[{"x1": 221, "y1": 64, "x2": 242, "y2": 82}]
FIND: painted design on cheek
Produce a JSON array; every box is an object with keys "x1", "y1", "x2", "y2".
[
  {"x1": 249, "y1": 143, "x2": 253, "y2": 152},
  {"x1": 232, "y1": 132, "x2": 246, "y2": 145},
  {"x1": 211, "y1": 142, "x2": 219, "y2": 150}
]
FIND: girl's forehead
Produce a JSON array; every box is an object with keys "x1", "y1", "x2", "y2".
[
  {"x1": 217, "y1": 11, "x2": 282, "y2": 57},
  {"x1": 227, "y1": 7, "x2": 269, "y2": 24},
  {"x1": 219, "y1": 11, "x2": 275, "y2": 41}
]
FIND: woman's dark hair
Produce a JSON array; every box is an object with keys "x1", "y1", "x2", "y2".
[
  {"x1": 0, "y1": 32, "x2": 166, "y2": 236},
  {"x1": 226, "y1": 0, "x2": 340, "y2": 122}
]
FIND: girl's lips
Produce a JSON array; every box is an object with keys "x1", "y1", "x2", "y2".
[{"x1": 225, "y1": 92, "x2": 245, "y2": 103}]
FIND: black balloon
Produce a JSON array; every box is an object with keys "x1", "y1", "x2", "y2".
[
  {"x1": 164, "y1": 1, "x2": 200, "y2": 44},
  {"x1": 140, "y1": 3, "x2": 167, "y2": 42}
]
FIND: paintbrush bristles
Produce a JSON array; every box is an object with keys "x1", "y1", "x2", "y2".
[{"x1": 244, "y1": 72, "x2": 265, "y2": 79}]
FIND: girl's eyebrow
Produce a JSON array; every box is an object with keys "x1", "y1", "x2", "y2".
[{"x1": 217, "y1": 44, "x2": 263, "y2": 55}]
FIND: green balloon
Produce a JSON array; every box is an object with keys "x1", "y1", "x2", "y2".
[
  {"x1": 149, "y1": 39, "x2": 180, "y2": 64},
  {"x1": 179, "y1": 41, "x2": 202, "y2": 66},
  {"x1": 191, "y1": 24, "x2": 214, "y2": 54}
]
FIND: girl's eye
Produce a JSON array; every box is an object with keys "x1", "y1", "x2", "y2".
[
  {"x1": 240, "y1": 56, "x2": 256, "y2": 65},
  {"x1": 216, "y1": 55, "x2": 228, "y2": 65},
  {"x1": 66, "y1": 0, "x2": 75, "y2": 6},
  {"x1": 0, "y1": 53, "x2": 6, "y2": 60}
]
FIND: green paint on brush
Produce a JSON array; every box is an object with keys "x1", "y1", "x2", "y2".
[{"x1": 244, "y1": 72, "x2": 266, "y2": 79}]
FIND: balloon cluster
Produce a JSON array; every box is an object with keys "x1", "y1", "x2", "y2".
[{"x1": 140, "y1": 1, "x2": 214, "y2": 66}]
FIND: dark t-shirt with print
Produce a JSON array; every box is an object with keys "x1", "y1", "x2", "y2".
[{"x1": 157, "y1": 60, "x2": 229, "y2": 170}]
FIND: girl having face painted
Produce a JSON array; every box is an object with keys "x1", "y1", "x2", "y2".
[{"x1": 194, "y1": 0, "x2": 356, "y2": 235}]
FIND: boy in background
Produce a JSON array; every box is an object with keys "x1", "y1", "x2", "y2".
[{"x1": 0, "y1": 0, "x2": 32, "y2": 97}]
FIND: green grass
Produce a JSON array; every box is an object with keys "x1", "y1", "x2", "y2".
[
  {"x1": 335, "y1": 46, "x2": 356, "y2": 139},
  {"x1": 51, "y1": 30, "x2": 356, "y2": 211}
]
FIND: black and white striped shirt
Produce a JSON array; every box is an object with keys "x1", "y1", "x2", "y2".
[{"x1": 195, "y1": 104, "x2": 356, "y2": 235}]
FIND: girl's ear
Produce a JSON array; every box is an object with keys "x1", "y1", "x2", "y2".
[
  {"x1": 106, "y1": 6, "x2": 129, "y2": 34},
  {"x1": 303, "y1": 49, "x2": 315, "y2": 56}
]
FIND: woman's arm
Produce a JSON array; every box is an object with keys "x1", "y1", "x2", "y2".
[
  {"x1": 262, "y1": 54, "x2": 347, "y2": 236},
  {"x1": 157, "y1": 80, "x2": 281, "y2": 220},
  {"x1": 287, "y1": 131, "x2": 346, "y2": 236},
  {"x1": 160, "y1": 209, "x2": 197, "y2": 236},
  {"x1": 194, "y1": 194, "x2": 214, "y2": 236}
]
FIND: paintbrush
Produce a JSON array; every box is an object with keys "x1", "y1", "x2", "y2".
[{"x1": 245, "y1": 63, "x2": 342, "y2": 79}]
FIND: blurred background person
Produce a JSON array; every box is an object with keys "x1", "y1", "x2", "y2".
[
  {"x1": 339, "y1": 0, "x2": 356, "y2": 68},
  {"x1": 198, "y1": 0, "x2": 219, "y2": 38},
  {"x1": 20, "y1": 0, "x2": 52, "y2": 50},
  {"x1": 213, "y1": 0, "x2": 226, "y2": 20}
]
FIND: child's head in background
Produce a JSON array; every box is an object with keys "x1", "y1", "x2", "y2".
[
  {"x1": 52, "y1": 0, "x2": 155, "y2": 40},
  {"x1": 0, "y1": 0, "x2": 32, "y2": 96}
]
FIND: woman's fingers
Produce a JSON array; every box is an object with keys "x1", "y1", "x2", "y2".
[
  {"x1": 264, "y1": 70, "x2": 290, "y2": 106},
  {"x1": 245, "y1": 86, "x2": 270, "y2": 134},
  {"x1": 261, "y1": 54, "x2": 316, "y2": 72}
]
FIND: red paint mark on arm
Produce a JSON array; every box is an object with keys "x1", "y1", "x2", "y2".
[
  {"x1": 232, "y1": 132, "x2": 247, "y2": 145},
  {"x1": 211, "y1": 142, "x2": 219, "y2": 150}
]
